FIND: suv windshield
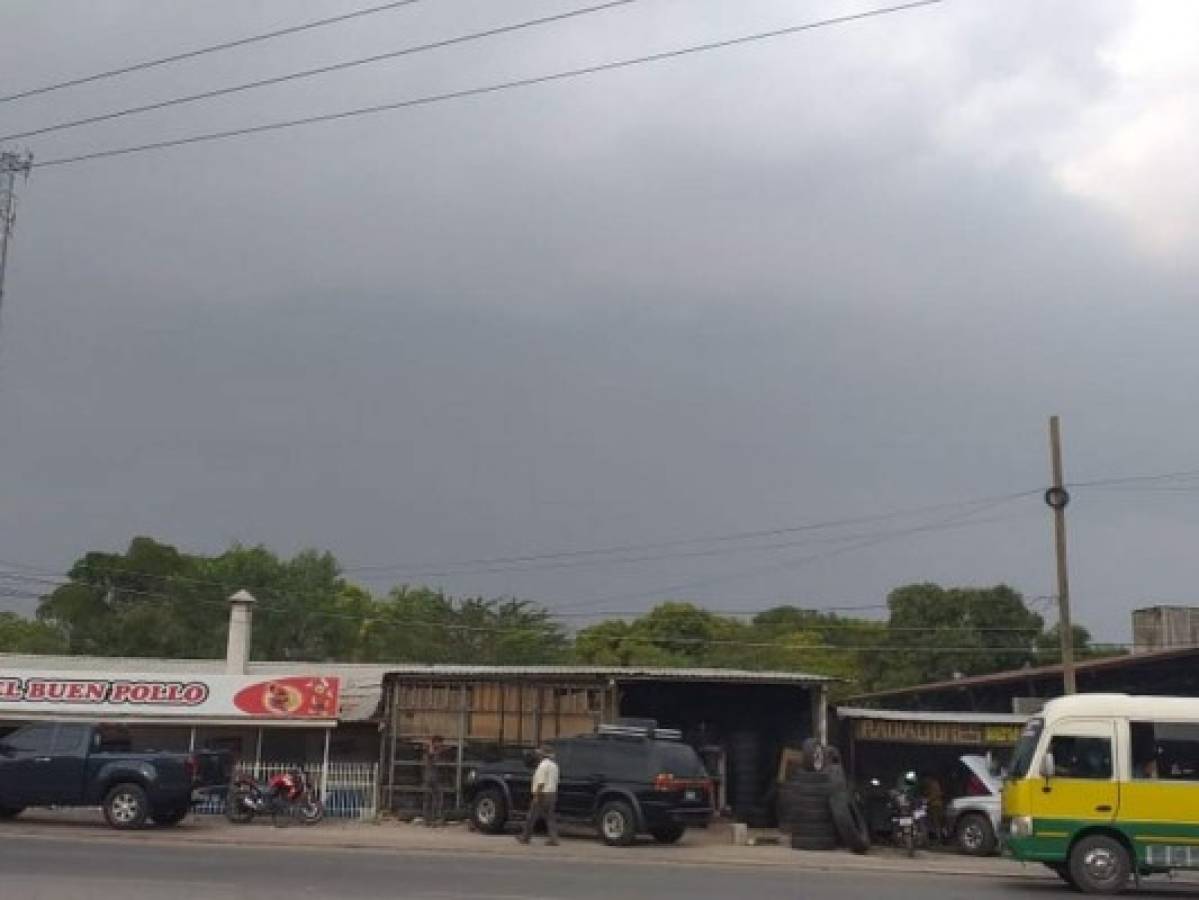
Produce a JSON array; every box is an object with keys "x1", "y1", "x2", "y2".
[
  {"x1": 652, "y1": 742, "x2": 707, "y2": 778},
  {"x1": 1009, "y1": 718, "x2": 1044, "y2": 778}
]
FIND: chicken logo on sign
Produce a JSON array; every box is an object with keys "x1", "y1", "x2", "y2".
[{"x1": 232, "y1": 677, "x2": 340, "y2": 718}]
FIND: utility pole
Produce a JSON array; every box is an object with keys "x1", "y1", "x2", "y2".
[
  {"x1": 1045, "y1": 415, "x2": 1076, "y2": 694},
  {"x1": 0, "y1": 150, "x2": 34, "y2": 308}
]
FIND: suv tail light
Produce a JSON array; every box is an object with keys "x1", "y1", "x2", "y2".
[
  {"x1": 654, "y1": 774, "x2": 712, "y2": 794},
  {"x1": 185, "y1": 755, "x2": 199, "y2": 782}
]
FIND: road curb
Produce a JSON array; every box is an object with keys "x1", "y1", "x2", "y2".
[{"x1": 0, "y1": 823, "x2": 1049, "y2": 881}]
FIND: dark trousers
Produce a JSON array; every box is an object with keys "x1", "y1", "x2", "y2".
[
  {"x1": 423, "y1": 781, "x2": 444, "y2": 824},
  {"x1": 521, "y1": 792, "x2": 559, "y2": 842}
]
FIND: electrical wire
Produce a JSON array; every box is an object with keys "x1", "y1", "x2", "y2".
[
  {"x1": 344, "y1": 489, "x2": 1037, "y2": 577},
  {"x1": 30, "y1": 0, "x2": 945, "y2": 170},
  {"x1": 0, "y1": 566, "x2": 1058, "y2": 638},
  {"x1": 0, "y1": 0, "x2": 640, "y2": 143},
  {"x1": 547, "y1": 500, "x2": 1033, "y2": 614},
  {"x1": 0, "y1": 581, "x2": 1115, "y2": 656},
  {"x1": 0, "y1": 0, "x2": 424, "y2": 105}
]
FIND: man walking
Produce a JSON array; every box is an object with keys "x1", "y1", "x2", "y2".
[
  {"x1": 422, "y1": 735, "x2": 446, "y2": 826},
  {"x1": 518, "y1": 745, "x2": 559, "y2": 846}
]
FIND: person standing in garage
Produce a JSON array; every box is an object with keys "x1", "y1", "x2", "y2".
[{"x1": 518, "y1": 746, "x2": 560, "y2": 846}]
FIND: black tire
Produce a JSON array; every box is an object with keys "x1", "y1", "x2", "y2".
[
  {"x1": 830, "y1": 792, "x2": 871, "y2": 854},
  {"x1": 779, "y1": 796, "x2": 834, "y2": 823},
  {"x1": 471, "y1": 788, "x2": 509, "y2": 835},
  {"x1": 955, "y1": 813, "x2": 997, "y2": 856},
  {"x1": 226, "y1": 787, "x2": 255, "y2": 824},
  {"x1": 301, "y1": 797, "x2": 324, "y2": 825},
  {"x1": 822, "y1": 763, "x2": 847, "y2": 790},
  {"x1": 103, "y1": 783, "x2": 149, "y2": 829},
  {"x1": 788, "y1": 796, "x2": 834, "y2": 814},
  {"x1": 151, "y1": 804, "x2": 190, "y2": 826},
  {"x1": 1046, "y1": 862, "x2": 1078, "y2": 888},
  {"x1": 597, "y1": 799, "x2": 637, "y2": 847},
  {"x1": 781, "y1": 766, "x2": 829, "y2": 786},
  {"x1": 792, "y1": 821, "x2": 838, "y2": 840},
  {"x1": 1069, "y1": 834, "x2": 1130, "y2": 895},
  {"x1": 792, "y1": 831, "x2": 838, "y2": 851},
  {"x1": 650, "y1": 825, "x2": 686, "y2": 844},
  {"x1": 0, "y1": 806, "x2": 24, "y2": 819}
]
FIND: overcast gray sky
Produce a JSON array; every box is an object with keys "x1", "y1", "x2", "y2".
[{"x1": 1, "y1": 0, "x2": 1197, "y2": 642}]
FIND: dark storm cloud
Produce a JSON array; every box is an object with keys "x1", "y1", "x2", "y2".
[{"x1": 1, "y1": 1, "x2": 1196, "y2": 641}]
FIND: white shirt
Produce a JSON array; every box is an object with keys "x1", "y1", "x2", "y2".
[{"x1": 532, "y1": 757, "x2": 560, "y2": 794}]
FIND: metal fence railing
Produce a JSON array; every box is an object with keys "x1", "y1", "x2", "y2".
[{"x1": 195, "y1": 761, "x2": 378, "y2": 821}]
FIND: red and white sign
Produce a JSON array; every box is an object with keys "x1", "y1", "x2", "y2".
[{"x1": 0, "y1": 671, "x2": 340, "y2": 721}]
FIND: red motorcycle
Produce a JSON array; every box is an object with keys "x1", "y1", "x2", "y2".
[{"x1": 226, "y1": 768, "x2": 325, "y2": 827}]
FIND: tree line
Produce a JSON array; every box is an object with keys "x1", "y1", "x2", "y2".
[{"x1": 0, "y1": 537, "x2": 1119, "y2": 695}]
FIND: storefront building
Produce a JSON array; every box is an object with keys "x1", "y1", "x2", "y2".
[
  {"x1": 0, "y1": 592, "x2": 833, "y2": 824},
  {"x1": 834, "y1": 706, "x2": 1027, "y2": 789}
]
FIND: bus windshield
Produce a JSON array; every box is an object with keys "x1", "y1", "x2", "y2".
[{"x1": 1009, "y1": 718, "x2": 1044, "y2": 778}]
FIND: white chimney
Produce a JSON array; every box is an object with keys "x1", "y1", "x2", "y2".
[{"x1": 226, "y1": 589, "x2": 257, "y2": 675}]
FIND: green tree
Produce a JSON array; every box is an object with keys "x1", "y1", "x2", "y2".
[
  {"x1": 0, "y1": 612, "x2": 67, "y2": 653},
  {"x1": 1035, "y1": 623, "x2": 1124, "y2": 664},
  {"x1": 869, "y1": 583, "x2": 1044, "y2": 690}
]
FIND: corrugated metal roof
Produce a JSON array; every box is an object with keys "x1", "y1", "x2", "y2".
[
  {"x1": 846, "y1": 645, "x2": 1198, "y2": 703},
  {"x1": 377, "y1": 665, "x2": 832, "y2": 684},
  {"x1": 0, "y1": 657, "x2": 827, "y2": 724},
  {"x1": 835, "y1": 706, "x2": 1029, "y2": 724},
  {"x1": 0, "y1": 655, "x2": 832, "y2": 685}
]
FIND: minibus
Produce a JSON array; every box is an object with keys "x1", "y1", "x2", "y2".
[{"x1": 1003, "y1": 693, "x2": 1199, "y2": 893}]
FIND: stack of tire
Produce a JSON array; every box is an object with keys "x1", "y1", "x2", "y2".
[
  {"x1": 729, "y1": 732, "x2": 771, "y2": 828},
  {"x1": 777, "y1": 741, "x2": 870, "y2": 854}
]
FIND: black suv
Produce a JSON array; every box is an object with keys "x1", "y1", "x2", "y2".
[{"x1": 465, "y1": 723, "x2": 713, "y2": 845}]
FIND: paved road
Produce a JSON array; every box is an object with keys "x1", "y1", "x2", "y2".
[{"x1": 0, "y1": 833, "x2": 1189, "y2": 899}]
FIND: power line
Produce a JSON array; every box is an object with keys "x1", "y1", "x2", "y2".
[
  {"x1": 345, "y1": 489, "x2": 1035, "y2": 577},
  {"x1": 0, "y1": 577, "x2": 1120, "y2": 656},
  {"x1": 0, "y1": 0, "x2": 424, "y2": 105},
  {"x1": 31, "y1": 0, "x2": 945, "y2": 170},
  {"x1": 0, "y1": 0, "x2": 640, "y2": 143},
  {"x1": 350, "y1": 503, "x2": 1040, "y2": 580},
  {"x1": 1066, "y1": 467, "x2": 1199, "y2": 489},
  {"x1": 546, "y1": 500, "x2": 1033, "y2": 614},
  {"x1": 0, "y1": 566, "x2": 1057, "y2": 636}
]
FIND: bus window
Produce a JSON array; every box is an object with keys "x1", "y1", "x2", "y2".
[
  {"x1": 1009, "y1": 718, "x2": 1043, "y2": 778},
  {"x1": 1047, "y1": 735, "x2": 1111, "y2": 779},
  {"x1": 1131, "y1": 722, "x2": 1199, "y2": 781}
]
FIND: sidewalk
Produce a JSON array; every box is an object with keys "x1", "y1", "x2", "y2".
[{"x1": 0, "y1": 810, "x2": 1049, "y2": 880}]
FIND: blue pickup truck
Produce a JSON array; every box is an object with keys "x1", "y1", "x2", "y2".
[{"x1": 0, "y1": 722, "x2": 231, "y2": 828}]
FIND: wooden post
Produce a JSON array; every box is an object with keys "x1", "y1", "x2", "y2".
[
  {"x1": 388, "y1": 681, "x2": 399, "y2": 812},
  {"x1": 1047, "y1": 415, "x2": 1077, "y2": 694},
  {"x1": 810, "y1": 686, "x2": 829, "y2": 744},
  {"x1": 320, "y1": 728, "x2": 331, "y2": 802},
  {"x1": 455, "y1": 684, "x2": 467, "y2": 809}
]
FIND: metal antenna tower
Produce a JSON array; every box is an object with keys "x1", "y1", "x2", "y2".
[{"x1": 0, "y1": 150, "x2": 34, "y2": 307}]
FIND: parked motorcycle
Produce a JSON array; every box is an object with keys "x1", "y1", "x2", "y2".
[
  {"x1": 889, "y1": 771, "x2": 929, "y2": 857},
  {"x1": 226, "y1": 767, "x2": 325, "y2": 827}
]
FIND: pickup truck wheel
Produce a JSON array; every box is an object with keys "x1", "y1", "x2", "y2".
[
  {"x1": 954, "y1": 812, "x2": 997, "y2": 856},
  {"x1": 151, "y1": 804, "x2": 190, "y2": 826},
  {"x1": 0, "y1": 806, "x2": 24, "y2": 819},
  {"x1": 598, "y1": 800, "x2": 637, "y2": 847},
  {"x1": 103, "y1": 783, "x2": 149, "y2": 829},
  {"x1": 471, "y1": 787, "x2": 509, "y2": 834}
]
